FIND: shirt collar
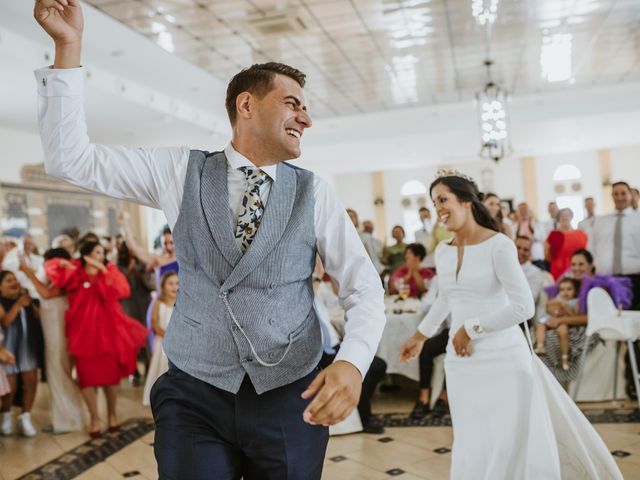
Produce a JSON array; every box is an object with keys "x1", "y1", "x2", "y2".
[{"x1": 224, "y1": 143, "x2": 278, "y2": 182}]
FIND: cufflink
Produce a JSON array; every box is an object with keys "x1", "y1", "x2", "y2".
[{"x1": 472, "y1": 325, "x2": 484, "y2": 334}]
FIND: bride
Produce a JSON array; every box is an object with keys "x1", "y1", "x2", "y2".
[{"x1": 400, "y1": 170, "x2": 622, "y2": 480}]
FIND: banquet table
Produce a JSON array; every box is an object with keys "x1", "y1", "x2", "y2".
[{"x1": 330, "y1": 295, "x2": 426, "y2": 382}]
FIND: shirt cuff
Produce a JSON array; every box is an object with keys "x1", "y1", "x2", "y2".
[
  {"x1": 464, "y1": 318, "x2": 486, "y2": 340},
  {"x1": 417, "y1": 319, "x2": 441, "y2": 339},
  {"x1": 34, "y1": 66, "x2": 84, "y2": 97},
  {"x1": 333, "y1": 339, "x2": 371, "y2": 380}
]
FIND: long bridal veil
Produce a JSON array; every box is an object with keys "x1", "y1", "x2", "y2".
[{"x1": 524, "y1": 323, "x2": 623, "y2": 480}]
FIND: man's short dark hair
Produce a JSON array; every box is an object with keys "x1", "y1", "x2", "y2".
[
  {"x1": 405, "y1": 243, "x2": 427, "y2": 261},
  {"x1": 612, "y1": 181, "x2": 631, "y2": 191},
  {"x1": 418, "y1": 206, "x2": 429, "y2": 212},
  {"x1": 225, "y1": 62, "x2": 307, "y2": 125},
  {"x1": 515, "y1": 235, "x2": 532, "y2": 243}
]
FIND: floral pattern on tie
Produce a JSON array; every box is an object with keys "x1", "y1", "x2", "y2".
[{"x1": 235, "y1": 166, "x2": 268, "y2": 252}]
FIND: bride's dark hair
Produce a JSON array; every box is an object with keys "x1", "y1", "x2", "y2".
[{"x1": 430, "y1": 175, "x2": 500, "y2": 233}]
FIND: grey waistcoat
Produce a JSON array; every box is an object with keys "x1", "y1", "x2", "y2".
[{"x1": 163, "y1": 151, "x2": 322, "y2": 394}]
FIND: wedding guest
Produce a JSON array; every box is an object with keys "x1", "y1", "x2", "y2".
[
  {"x1": 577, "y1": 197, "x2": 596, "y2": 235},
  {"x1": 588, "y1": 182, "x2": 640, "y2": 309},
  {"x1": 2, "y1": 235, "x2": 45, "y2": 301},
  {"x1": 482, "y1": 192, "x2": 513, "y2": 238},
  {"x1": 45, "y1": 241, "x2": 148, "y2": 437},
  {"x1": 414, "y1": 207, "x2": 434, "y2": 250},
  {"x1": 410, "y1": 277, "x2": 449, "y2": 420},
  {"x1": 361, "y1": 220, "x2": 385, "y2": 276},
  {"x1": 0, "y1": 271, "x2": 43, "y2": 437},
  {"x1": 313, "y1": 266, "x2": 387, "y2": 434},
  {"x1": 19, "y1": 249, "x2": 84, "y2": 433},
  {"x1": 0, "y1": 330, "x2": 15, "y2": 413},
  {"x1": 143, "y1": 271, "x2": 178, "y2": 406},
  {"x1": 382, "y1": 225, "x2": 407, "y2": 277},
  {"x1": 535, "y1": 277, "x2": 581, "y2": 371},
  {"x1": 51, "y1": 234, "x2": 75, "y2": 257},
  {"x1": 388, "y1": 244, "x2": 435, "y2": 298},
  {"x1": 539, "y1": 249, "x2": 631, "y2": 383},
  {"x1": 588, "y1": 181, "x2": 640, "y2": 398},
  {"x1": 545, "y1": 208, "x2": 588, "y2": 280}
]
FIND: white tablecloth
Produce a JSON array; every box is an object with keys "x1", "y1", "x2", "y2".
[{"x1": 331, "y1": 296, "x2": 425, "y2": 381}]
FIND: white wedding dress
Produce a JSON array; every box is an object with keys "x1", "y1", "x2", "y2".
[{"x1": 418, "y1": 233, "x2": 622, "y2": 480}]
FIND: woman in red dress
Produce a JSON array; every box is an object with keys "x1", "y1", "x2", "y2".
[
  {"x1": 545, "y1": 208, "x2": 588, "y2": 280},
  {"x1": 45, "y1": 241, "x2": 147, "y2": 437}
]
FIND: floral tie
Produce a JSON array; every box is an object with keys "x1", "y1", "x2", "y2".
[{"x1": 235, "y1": 166, "x2": 268, "y2": 252}]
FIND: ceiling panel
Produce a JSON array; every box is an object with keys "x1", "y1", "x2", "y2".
[{"x1": 85, "y1": 0, "x2": 640, "y2": 118}]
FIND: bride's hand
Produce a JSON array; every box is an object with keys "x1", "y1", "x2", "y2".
[
  {"x1": 400, "y1": 332, "x2": 427, "y2": 362},
  {"x1": 452, "y1": 326, "x2": 472, "y2": 357}
]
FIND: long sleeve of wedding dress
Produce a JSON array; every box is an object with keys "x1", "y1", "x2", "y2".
[{"x1": 463, "y1": 236, "x2": 534, "y2": 339}]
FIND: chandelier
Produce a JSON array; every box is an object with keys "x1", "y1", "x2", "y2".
[
  {"x1": 476, "y1": 60, "x2": 511, "y2": 162},
  {"x1": 471, "y1": 0, "x2": 499, "y2": 26}
]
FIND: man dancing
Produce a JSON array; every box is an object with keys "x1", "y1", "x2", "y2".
[{"x1": 34, "y1": 1, "x2": 385, "y2": 478}]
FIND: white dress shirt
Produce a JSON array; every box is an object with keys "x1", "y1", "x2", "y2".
[
  {"x1": 577, "y1": 216, "x2": 595, "y2": 237},
  {"x1": 35, "y1": 66, "x2": 386, "y2": 378},
  {"x1": 521, "y1": 261, "x2": 544, "y2": 304},
  {"x1": 588, "y1": 208, "x2": 640, "y2": 275}
]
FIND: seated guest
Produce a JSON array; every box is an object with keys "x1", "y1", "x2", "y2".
[
  {"x1": 388, "y1": 243, "x2": 434, "y2": 298},
  {"x1": 516, "y1": 235, "x2": 546, "y2": 324},
  {"x1": 537, "y1": 249, "x2": 632, "y2": 383},
  {"x1": 535, "y1": 277, "x2": 581, "y2": 371},
  {"x1": 313, "y1": 265, "x2": 387, "y2": 434},
  {"x1": 411, "y1": 277, "x2": 449, "y2": 420}
]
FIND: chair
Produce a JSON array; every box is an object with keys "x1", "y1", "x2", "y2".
[{"x1": 572, "y1": 288, "x2": 640, "y2": 410}]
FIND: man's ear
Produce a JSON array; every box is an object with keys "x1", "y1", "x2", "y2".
[{"x1": 236, "y1": 92, "x2": 253, "y2": 120}]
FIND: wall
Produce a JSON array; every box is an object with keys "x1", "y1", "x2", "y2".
[
  {"x1": 610, "y1": 146, "x2": 640, "y2": 186},
  {"x1": 332, "y1": 145, "x2": 639, "y2": 243},
  {"x1": 0, "y1": 127, "x2": 44, "y2": 183}
]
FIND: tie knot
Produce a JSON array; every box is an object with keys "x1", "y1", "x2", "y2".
[{"x1": 239, "y1": 166, "x2": 267, "y2": 187}]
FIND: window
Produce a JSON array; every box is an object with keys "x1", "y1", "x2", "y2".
[
  {"x1": 400, "y1": 180, "x2": 427, "y2": 196},
  {"x1": 553, "y1": 164, "x2": 581, "y2": 182}
]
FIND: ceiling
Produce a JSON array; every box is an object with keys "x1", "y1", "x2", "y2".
[{"x1": 84, "y1": 0, "x2": 640, "y2": 118}]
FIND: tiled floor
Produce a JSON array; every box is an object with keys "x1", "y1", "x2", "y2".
[{"x1": 1, "y1": 381, "x2": 639, "y2": 479}]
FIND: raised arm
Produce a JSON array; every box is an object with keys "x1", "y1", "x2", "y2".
[
  {"x1": 150, "y1": 300, "x2": 164, "y2": 336},
  {"x1": 34, "y1": 0, "x2": 83, "y2": 69},
  {"x1": 33, "y1": 0, "x2": 188, "y2": 229},
  {"x1": 464, "y1": 237, "x2": 535, "y2": 339},
  {"x1": 0, "y1": 294, "x2": 30, "y2": 328},
  {"x1": 19, "y1": 260, "x2": 62, "y2": 299},
  {"x1": 117, "y1": 213, "x2": 159, "y2": 268}
]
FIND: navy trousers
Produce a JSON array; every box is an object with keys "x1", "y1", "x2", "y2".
[{"x1": 151, "y1": 365, "x2": 329, "y2": 480}]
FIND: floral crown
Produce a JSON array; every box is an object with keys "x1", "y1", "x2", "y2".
[{"x1": 435, "y1": 168, "x2": 475, "y2": 184}]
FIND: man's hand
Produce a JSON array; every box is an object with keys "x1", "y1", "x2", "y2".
[
  {"x1": 34, "y1": 0, "x2": 83, "y2": 68},
  {"x1": 301, "y1": 361, "x2": 362, "y2": 426}
]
